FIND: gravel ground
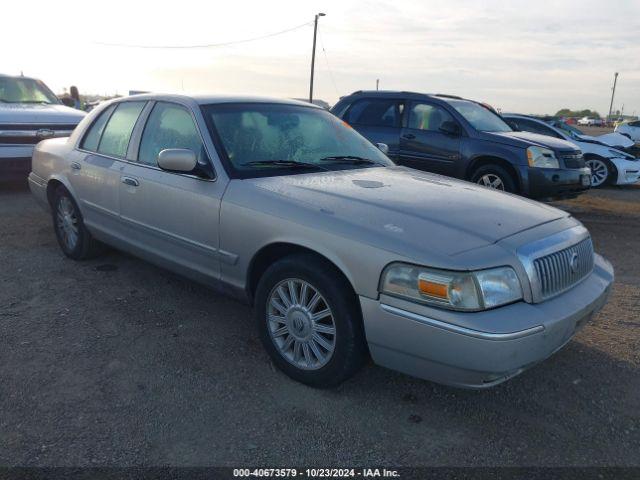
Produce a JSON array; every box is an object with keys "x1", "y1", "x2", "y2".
[{"x1": 0, "y1": 182, "x2": 639, "y2": 467}]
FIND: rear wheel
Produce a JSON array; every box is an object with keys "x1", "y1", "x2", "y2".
[
  {"x1": 254, "y1": 254, "x2": 367, "y2": 387},
  {"x1": 585, "y1": 158, "x2": 611, "y2": 187},
  {"x1": 52, "y1": 186, "x2": 105, "y2": 260},
  {"x1": 471, "y1": 164, "x2": 516, "y2": 193}
]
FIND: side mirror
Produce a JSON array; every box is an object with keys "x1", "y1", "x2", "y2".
[
  {"x1": 376, "y1": 143, "x2": 389, "y2": 154},
  {"x1": 157, "y1": 148, "x2": 197, "y2": 173},
  {"x1": 506, "y1": 120, "x2": 519, "y2": 131},
  {"x1": 439, "y1": 121, "x2": 461, "y2": 136}
]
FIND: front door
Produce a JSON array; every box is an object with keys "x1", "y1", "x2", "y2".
[
  {"x1": 118, "y1": 101, "x2": 223, "y2": 282},
  {"x1": 398, "y1": 102, "x2": 461, "y2": 176}
]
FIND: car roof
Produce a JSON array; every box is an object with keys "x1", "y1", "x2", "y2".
[
  {"x1": 340, "y1": 90, "x2": 468, "y2": 102},
  {"x1": 120, "y1": 93, "x2": 322, "y2": 108},
  {"x1": 502, "y1": 113, "x2": 556, "y2": 123},
  {"x1": 0, "y1": 73, "x2": 41, "y2": 82}
]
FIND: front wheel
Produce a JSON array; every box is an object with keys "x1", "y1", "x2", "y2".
[
  {"x1": 471, "y1": 164, "x2": 516, "y2": 193},
  {"x1": 254, "y1": 254, "x2": 367, "y2": 387},
  {"x1": 585, "y1": 158, "x2": 611, "y2": 187}
]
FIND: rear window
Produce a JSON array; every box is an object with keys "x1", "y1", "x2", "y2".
[
  {"x1": 345, "y1": 98, "x2": 401, "y2": 128},
  {"x1": 97, "y1": 102, "x2": 146, "y2": 158}
]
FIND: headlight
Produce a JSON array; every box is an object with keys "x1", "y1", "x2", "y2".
[
  {"x1": 527, "y1": 146, "x2": 559, "y2": 168},
  {"x1": 380, "y1": 263, "x2": 523, "y2": 311}
]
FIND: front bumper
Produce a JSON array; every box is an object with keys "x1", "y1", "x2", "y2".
[
  {"x1": 360, "y1": 254, "x2": 613, "y2": 388},
  {"x1": 0, "y1": 145, "x2": 34, "y2": 182},
  {"x1": 609, "y1": 157, "x2": 640, "y2": 185},
  {"x1": 520, "y1": 166, "x2": 591, "y2": 199}
]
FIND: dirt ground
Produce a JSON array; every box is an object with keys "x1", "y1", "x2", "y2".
[{"x1": 0, "y1": 182, "x2": 639, "y2": 467}]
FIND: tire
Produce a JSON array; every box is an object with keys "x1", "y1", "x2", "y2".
[
  {"x1": 254, "y1": 254, "x2": 367, "y2": 387},
  {"x1": 52, "y1": 185, "x2": 105, "y2": 260},
  {"x1": 470, "y1": 164, "x2": 517, "y2": 193},
  {"x1": 585, "y1": 157, "x2": 611, "y2": 188}
]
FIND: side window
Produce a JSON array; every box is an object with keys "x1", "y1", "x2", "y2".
[
  {"x1": 408, "y1": 103, "x2": 454, "y2": 132},
  {"x1": 81, "y1": 104, "x2": 116, "y2": 151},
  {"x1": 97, "y1": 101, "x2": 146, "y2": 158},
  {"x1": 346, "y1": 99, "x2": 400, "y2": 127},
  {"x1": 138, "y1": 102, "x2": 204, "y2": 167}
]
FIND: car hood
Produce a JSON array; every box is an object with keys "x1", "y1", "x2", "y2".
[
  {"x1": 481, "y1": 131, "x2": 578, "y2": 152},
  {"x1": 246, "y1": 166, "x2": 568, "y2": 258},
  {"x1": 0, "y1": 103, "x2": 86, "y2": 124},
  {"x1": 577, "y1": 132, "x2": 635, "y2": 149}
]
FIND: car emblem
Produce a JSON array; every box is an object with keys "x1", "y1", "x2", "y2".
[
  {"x1": 35, "y1": 128, "x2": 55, "y2": 139},
  {"x1": 569, "y1": 252, "x2": 580, "y2": 274}
]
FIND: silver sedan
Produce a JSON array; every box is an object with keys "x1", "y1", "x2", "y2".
[{"x1": 29, "y1": 94, "x2": 613, "y2": 388}]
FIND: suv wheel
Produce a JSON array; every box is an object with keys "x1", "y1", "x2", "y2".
[
  {"x1": 471, "y1": 165, "x2": 516, "y2": 193},
  {"x1": 52, "y1": 186, "x2": 105, "y2": 260},
  {"x1": 254, "y1": 254, "x2": 367, "y2": 387},
  {"x1": 585, "y1": 158, "x2": 610, "y2": 187}
]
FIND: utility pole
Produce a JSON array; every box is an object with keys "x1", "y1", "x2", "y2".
[
  {"x1": 608, "y1": 72, "x2": 618, "y2": 120},
  {"x1": 376, "y1": 79, "x2": 379, "y2": 90},
  {"x1": 309, "y1": 12, "x2": 326, "y2": 103}
]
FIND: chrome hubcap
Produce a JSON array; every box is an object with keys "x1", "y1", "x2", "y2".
[
  {"x1": 56, "y1": 196, "x2": 79, "y2": 251},
  {"x1": 586, "y1": 159, "x2": 608, "y2": 187},
  {"x1": 267, "y1": 279, "x2": 336, "y2": 370},
  {"x1": 477, "y1": 173, "x2": 505, "y2": 190}
]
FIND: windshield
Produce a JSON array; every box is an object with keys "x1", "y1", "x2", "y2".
[
  {"x1": 0, "y1": 77, "x2": 59, "y2": 104},
  {"x1": 447, "y1": 99, "x2": 512, "y2": 132},
  {"x1": 203, "y1": 103, "x2": 393, "y2": 177},
  {"x1": 553, "y1": 121, "x2": 583, "y2": 137}
]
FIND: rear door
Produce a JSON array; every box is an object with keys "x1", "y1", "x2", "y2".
[
  {"x1": 118, "y1": 100, "x2": 223, "y2": 282},
  {"x1": 343, "y1": 97, "x2": 403, "y2": 160},
  {"x1": 399, "y1": 101, "x2": 461, "y2": 176},
  {"x1": 71, "y1": 101, "x2": 146, "y2": 237}
]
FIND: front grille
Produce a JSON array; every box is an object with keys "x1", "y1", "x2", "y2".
[
  {"x1": 534, "y1": 237, "x2": 594, "y2": 300},
  {"x1": 560, "y1": 152, "x2": 585, "y2": 169},
  {"x1": 0, "y1": 123, "x2": 78, "y2": 145}
]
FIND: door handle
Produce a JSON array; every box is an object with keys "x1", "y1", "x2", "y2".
[
  {"x1": 70, "y1": 162, "x2": 81, "y2": 170},
  {"x1": 121, "y1": 177, "x2": 139, "y2": 187},
  {"x1": 402, "y1": 133, "x2": 416, "y2": 140}
]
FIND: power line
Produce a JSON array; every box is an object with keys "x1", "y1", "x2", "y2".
[
  {"x1": 94, "y1": 21, "x2": 313, "y2": 49},
  {"x1": 317, "y1": 25, "x2": 340, "y2": 98}
]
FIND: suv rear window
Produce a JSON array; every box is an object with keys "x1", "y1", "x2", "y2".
[{"x1": 345, "y1": 99, "x2": 401, "y2": 128}]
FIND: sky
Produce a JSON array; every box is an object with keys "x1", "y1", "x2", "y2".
[{"x1": 2, "y1": 0, "x2": 639, "y2": 116}]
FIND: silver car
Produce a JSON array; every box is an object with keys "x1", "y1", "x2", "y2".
[{"x1": 29, "y1": 94, "x2": 614, "y2": 388}]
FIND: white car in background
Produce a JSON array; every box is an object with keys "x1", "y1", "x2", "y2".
[
  {"x1": 615, "y1": 120, "x2": 640, "y2": 143},
  {"x1": 577, "y1": 117, "x2": 603, "y2": 127},
  {"x1": 503, "y1": 114, "x2": 639, "y2": 188}
]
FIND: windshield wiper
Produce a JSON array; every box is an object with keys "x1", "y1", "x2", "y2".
[
  {"x1": 243, "y1": 160, "x2": 329, "y2": 171},
  {"x1": 18, "y1": 100, "x2": 53, "y2": 104},
  {"x1": 320, "y1": 155, "x2": 385, "y2": 166}
]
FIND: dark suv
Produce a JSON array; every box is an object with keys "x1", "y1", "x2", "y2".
[{"x1": 331, "y1": 91, "x2": 591, "y2": 199}]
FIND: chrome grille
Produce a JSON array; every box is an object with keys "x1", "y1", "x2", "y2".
[
  {"x1": 560, "y1": 152, "x2": 585, "y2": 169},
  {"x1": 0, "y1": 124, "x2": 78, "y2": 145},
  {"x1": 533, "y1": 237, "x2": 594, "y2": 299}
]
